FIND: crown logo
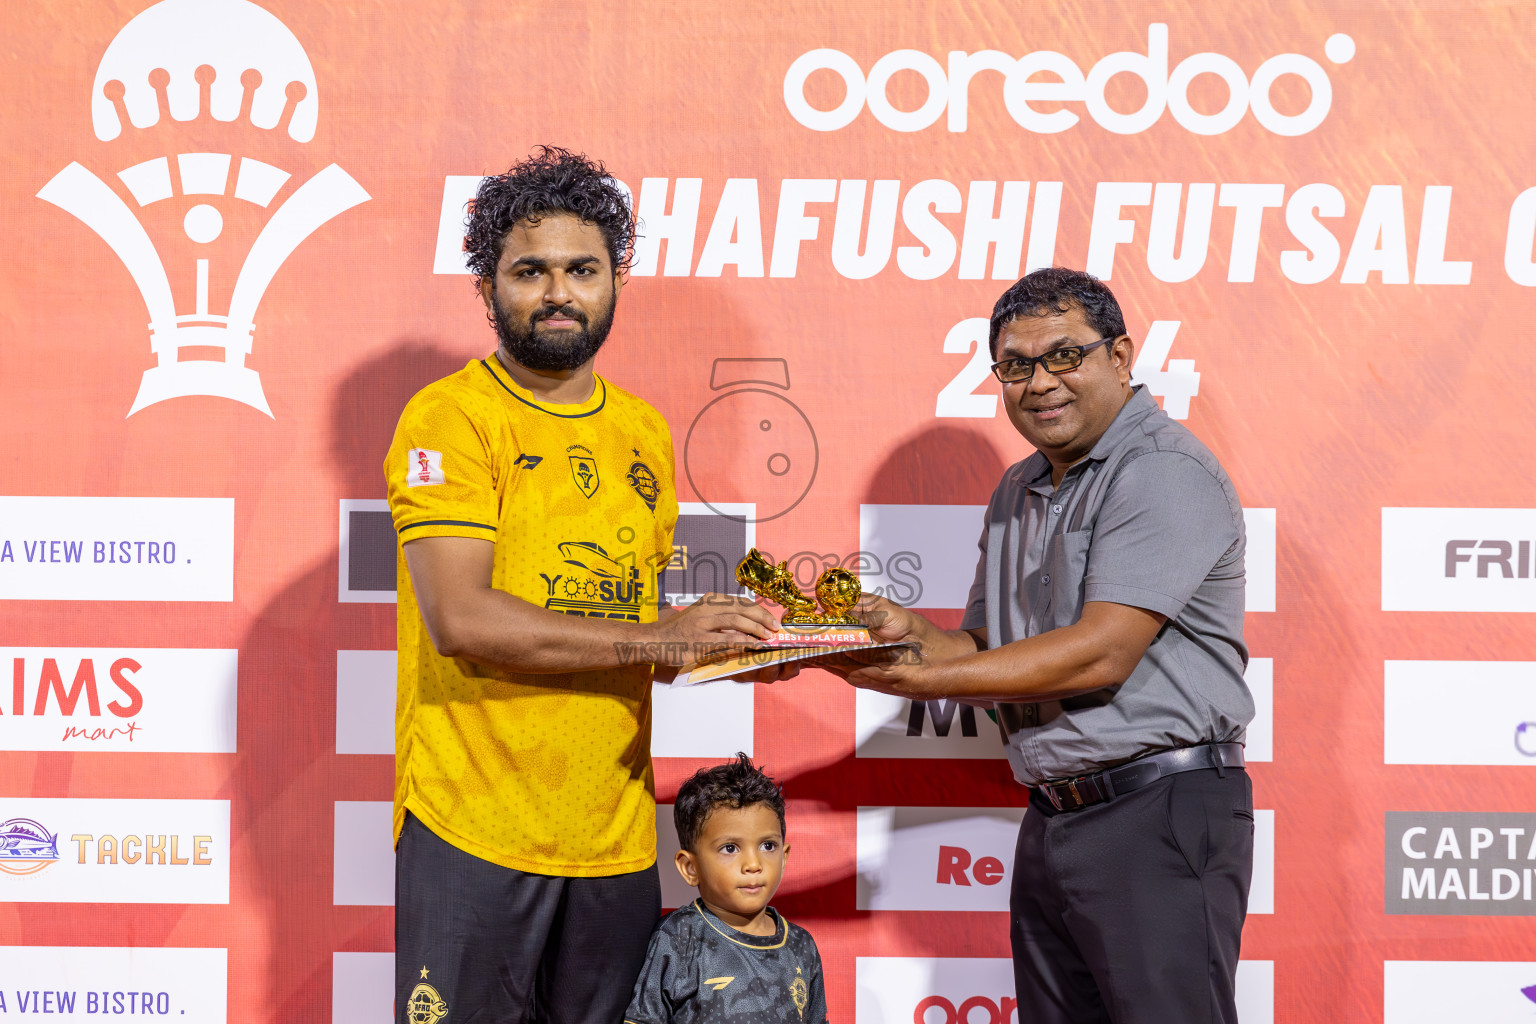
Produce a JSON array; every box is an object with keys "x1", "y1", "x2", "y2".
[{"x1": 36, "y1": 0, "x2": 369, "y2": 417}]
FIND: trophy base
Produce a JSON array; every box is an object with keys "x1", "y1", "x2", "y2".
[{"x1": 757, "y1": 623, "x2": 871, "y2": 648}]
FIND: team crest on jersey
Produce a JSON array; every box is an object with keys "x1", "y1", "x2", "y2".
[
  {"x1": 566, "y1": 444, "x2": 599, "y2": 498},
  {"x1": 406, "y1": 448, "x2": 444, "y2": 487},
  {"x1": 791, "y1": 967, "x2": 808, "y2": 1019},
  {"x1": 407, "y1": 968, "x2": 448, "y2": 1024},
  {"x1": 626, "y1": 460, "x2": 660, "y2": 511}
]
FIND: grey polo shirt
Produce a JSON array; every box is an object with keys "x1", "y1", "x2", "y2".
[{"x1": 960, "y1": 385, "x2": 1252, "y2": 785}]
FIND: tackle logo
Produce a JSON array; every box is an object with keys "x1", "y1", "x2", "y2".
[
  {"x1": 627, "y1": 460, "x2": 660, "y2": 511},
  {"x1": 513, "y1": 453, "x2": 544, "y2": 470},
  {"x1": 36, "y1": 0, "x2": 369, "y2": 417},
  {"x1": 567, "y1": 444, "x2": 600, "y2": 498},
  {"x1": 0, "y1": 818, "x2": 60, "y2": 876}
]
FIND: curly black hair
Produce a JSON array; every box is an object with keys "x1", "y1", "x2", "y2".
[
  {"x1": 673, "y1": 752, "x2": 786, "y2": 853},
  {"x1": 989, "y1": 267, "x2": 1127, "y2": 357},
  {"x1": 464, "y1": 146, "x2": 636, "y2": 283}
]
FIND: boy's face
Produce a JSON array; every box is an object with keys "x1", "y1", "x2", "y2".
[{"x1": 675, "y1": 803, "x2": 788, "y2": 921}]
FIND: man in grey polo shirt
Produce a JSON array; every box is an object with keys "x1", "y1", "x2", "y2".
[{"x1": 844, "y1": 267, "x2": 1253, "y2": 1024}]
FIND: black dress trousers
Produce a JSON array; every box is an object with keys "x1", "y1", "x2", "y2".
[{"x1": 1009, "y1": 767, "x2": 1254, "y2": 1024}]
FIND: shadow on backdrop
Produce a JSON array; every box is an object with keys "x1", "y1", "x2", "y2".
[{"x1": 236, "y1": 340, "x2": 465, "y2": 1018}]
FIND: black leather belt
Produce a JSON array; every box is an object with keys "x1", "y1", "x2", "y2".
[{"x1": 1035, "y1": 743, "x2": 1245, "y2": 812}]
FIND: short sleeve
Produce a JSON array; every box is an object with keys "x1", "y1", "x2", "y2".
[
  {"x1": 804, "y1": 937, "x2": 830, "y2": 1024},
  {"x1": 959, "y1": 516, "x2": 989, "y2": 633},
  {"x1": 385, "y1": 390, "x2": 499, "y2": 542},
  {"x1": 1081, "y1": 450, "x2": 1242, "y2": 619},
  {"x1": 624, "y1": 923, "x2": 694, "y2": 1024}
]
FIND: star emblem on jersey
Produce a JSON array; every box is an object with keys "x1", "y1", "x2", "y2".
[
  {"x1": 566, "y1": 444, "x2": 599, "y2": 498},
  {"x1": 407, "y1": 976, "x2": 449, "y2": 1024},
  {"x1": 705, "y1": 976, "x2": 734, "y2": 991},
  {"x1": 626, "y1": 460, "x2": 660, "y2": 511}
]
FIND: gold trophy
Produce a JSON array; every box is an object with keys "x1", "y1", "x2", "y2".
[{"x1": 735, "y1": 548, "x2": 870, "y2": 644}]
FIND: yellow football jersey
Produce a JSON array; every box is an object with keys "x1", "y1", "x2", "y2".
[{"x1": 386, "y1": 355, "x2": 678, "y2": 876}]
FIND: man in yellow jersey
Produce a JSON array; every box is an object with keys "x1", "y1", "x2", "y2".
[{"x1": 385, "y1": 147, "x2": 781, "y2": 1024}]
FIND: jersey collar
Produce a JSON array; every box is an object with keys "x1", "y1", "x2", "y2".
[
  {"x1": 479, "y1": 357, "x2": 608, "y2": 419},
  {"x1": 692, "y1": 899, "x2": 788, "y2": 949}
]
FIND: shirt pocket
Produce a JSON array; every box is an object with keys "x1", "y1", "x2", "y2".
[{"x1": 1041, "y1": 528, "x2": 1092, "y2": 631}]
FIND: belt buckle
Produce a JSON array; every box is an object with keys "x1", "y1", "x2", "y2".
[{"x1": 1043, "y1": 777, "x2": 1084, "y2": 811}]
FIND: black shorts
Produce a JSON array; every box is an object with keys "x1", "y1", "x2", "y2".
[{"x1": 395, "y1": 812, "x2": 661, "y2": 1024}]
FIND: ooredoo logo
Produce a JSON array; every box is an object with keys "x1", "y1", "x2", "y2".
[
  {"x1": 37, "y1": 0, "x2": 369, "y2": 417},
  {"x1": 915, "y1": 994, "x2": 1016, "y2": 1024},
  {"x1": 785, "y1": 25, "x2": 1356, "y2": 136},
  {"x1": 856, "y1": 959, "x2": 1018, "y2": 1024}
]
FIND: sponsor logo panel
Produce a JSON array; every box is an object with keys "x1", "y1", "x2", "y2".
[
  {"x1": 1384, "y1": 960, "x2": 1536, "y2": 1023},
  {"x1": 856, "y1": 505, "x2": 1276, "y2": 613},
  {"x1": 1243, "y1": 509, "x2": 1276, "y2": 613},
  {"x1": 339, "y1": 499, "x2": 395, "y2": 604},
  {"x1": 333, "y1": 801, "x2": 394, "y2": 906},
  {"x1": 0, "y1": 647, "x2": 237, "y2": 753},
  {"x1": 1244, "y1": 659, "x2": 1273, "y2": 762},
  {"x1": 335, "y1": 650, "x2": 395, "y2": 755},
  {"x1": 660, "y1": 503, "x2": 755, "y2": 606},
  {"x1": 856, "y1": 806, "x2": 1025, "y2": 911},
  {"x1": 0, "y1": 497, "x2": 233, "y2": 602},
  {"x1": 1386, "y1": 812, "x2": 1536, "y2": 915},
  {"x1": 859, "y1": 504, "x2": 987, "y2": 610},
  {"x1": 1385, "y1": 660, "x2": 1536, "y2": 766},
  {"x1": 0, "y1": 798, "x2": 228, "y2": 903},
  {"x1": 854, "y1": 660, "x2": 1269, "y2": 762},
  {"x1": 0, "y1": 945, "x2": 226, "y2": 1021},
  {"x1": 652, "y1": 679, "x2": 754, "y2": 758},
  {"x1": 854, "y1": 957, "x2": 1273, "y2": 1024},
  {"x1": 1382, "y1": 508, "x2": 1536, "y2": 612},
  {"x1": 852, "y1": 805, "x2": 1272, "y2": 915},
  {"x1": 1250, "y1": 809, "x2": 1275, "y2": 915},
  {"x1": 332, "y1": 952, "x2": 393, "y2": 1024},
  {"x1": 855, "y1": 690, "x2": 1007, "y2": 759}
]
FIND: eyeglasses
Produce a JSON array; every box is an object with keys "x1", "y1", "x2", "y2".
[{"x1": 989, "y1": 336, "x2": 1120, "y2": 383}]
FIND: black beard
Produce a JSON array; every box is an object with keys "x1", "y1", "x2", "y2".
[{"x1": 492, "y1": 287, "x2": 616, "y2": 373}]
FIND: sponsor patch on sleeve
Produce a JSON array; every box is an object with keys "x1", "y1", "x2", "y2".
[{"x1": 406, "y1": 448, "x2": 444, "y2": 487}]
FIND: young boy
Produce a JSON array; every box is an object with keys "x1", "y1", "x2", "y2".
[{"x1": 625, "y1": 753, "x2": 828, "y2": 1024}]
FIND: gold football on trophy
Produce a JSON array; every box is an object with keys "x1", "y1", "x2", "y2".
[
  {"x1": 814, "y1": 567, "x2": 861, "y2": 623},
  {"x1": 735, "y1": 549, "x2": 866, "y2": 630}
]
